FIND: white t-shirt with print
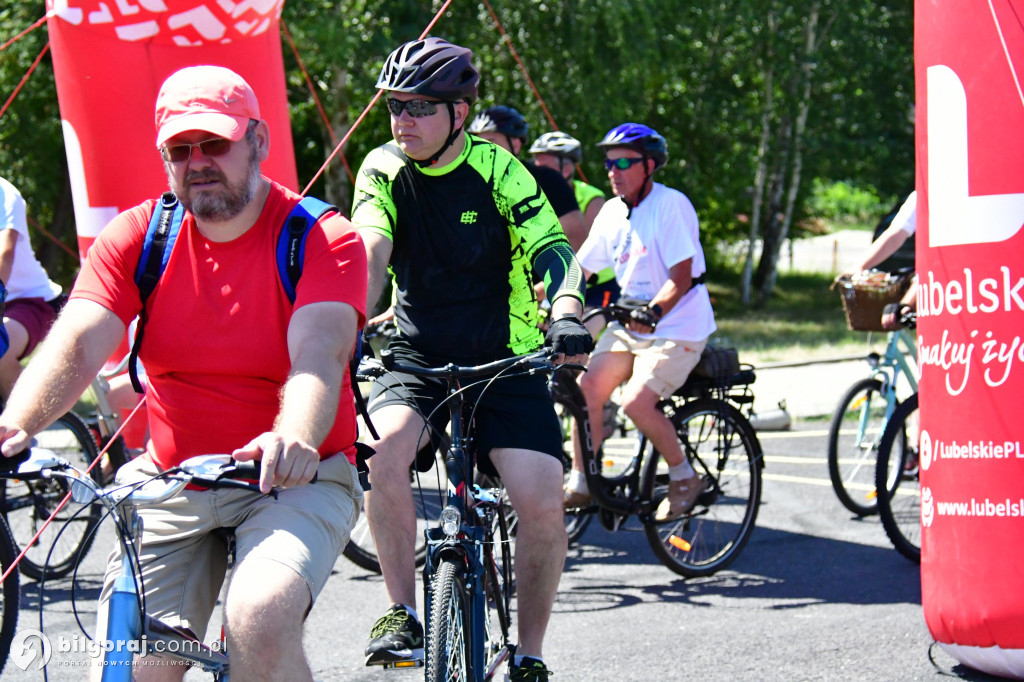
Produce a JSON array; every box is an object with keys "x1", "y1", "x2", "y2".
[
  {"x1": 0, "y1": 177, "x2": 62, "y2": 301},
  {"x1": 577, "y1": 182, "x2": 716, "y2": 341}
]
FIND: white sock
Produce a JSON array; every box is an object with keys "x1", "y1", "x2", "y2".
[
  {"x1": 567, "y1": 469, "x2": 588, "y2": 493},
  {"x1": 514, "y1": 654, "x2": 544, "y2": 666},
  {"x1": 668, "y1": 462, "x2": 696, "y2": 481},
  {"x1": 398, "y1": 603, "x2": 420, "y2": 622}
]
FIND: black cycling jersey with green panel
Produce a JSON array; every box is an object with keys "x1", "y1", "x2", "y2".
[{"x1": 353, "y1": 135, "x2": 584, "y2": 363}]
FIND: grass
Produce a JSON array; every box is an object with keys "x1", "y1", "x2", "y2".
[{"x1": 706, "y1": 268, "x2": 887, "y2": 365}]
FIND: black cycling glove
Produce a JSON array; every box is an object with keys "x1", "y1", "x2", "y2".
[
  {"x1": 629, "y1": 304, "x2": 662, "y2": 329},
  {"x1": 545, "y1": 317, "x2": 595, "y2": 356}
]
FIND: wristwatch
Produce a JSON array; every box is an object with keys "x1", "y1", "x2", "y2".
[{"x1": 647, "y1": 303, "x2": 663, "y2": 320}]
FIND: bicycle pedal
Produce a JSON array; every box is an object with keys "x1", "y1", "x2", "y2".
[{"x1": 380, "y1": 659, "x2": 424, "y2": 670}]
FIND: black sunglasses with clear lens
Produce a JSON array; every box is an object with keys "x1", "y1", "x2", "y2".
[
  {"x1": 161, "y1": 138, "x2": 234, "y2": 163},
  {"x1": 605, "y1": 157, "x2": 645, "y2": 171},
  {"x1": 385, "y1": 98, "x2": 440, "y2": 118}
]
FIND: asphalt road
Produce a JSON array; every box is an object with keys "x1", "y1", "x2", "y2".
[{"x1": 0, "y1": 423, "x2": 1008, "y2": 682}]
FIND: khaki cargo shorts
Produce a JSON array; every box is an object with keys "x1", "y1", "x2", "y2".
[
  {"x1": 593, "y1": 322, "x2": 709, "y2": 398},
  {"x1": 94, "y1": 453, "x2": 362, "y2": 640}
]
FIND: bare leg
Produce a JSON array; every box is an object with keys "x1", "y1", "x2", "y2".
[
  {"x1": 490, "y1": 448, "x2": 566, "y2": 659},
  {"x1": 620, "y1": 381, "x2": 691, "y2": 471},
  {"x1": 364, "y1": 404, "x2": 431, "y2": 610},
  {"x1": 571, "y1": 351, "x2": 634, "y2": 475},
  {"x1": 0, "y1": 318, "x2": 29, "y2": 399},
  {"x1": 224, "y1": 558, "x2": 313, "y2": 682}
]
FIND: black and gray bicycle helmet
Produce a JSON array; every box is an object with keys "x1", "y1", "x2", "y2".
[
  {"x1": 376, "y1": 38, "x2": 479, "y2": 166},
  {"x1": 467, "y1": 105, "x2": 530, "y2": 148},
  {"x1": 376, "y1": 37, "x2": 479, "y2": 103},
  {"x1": 596, "y1": 123, "x2": 668, "y2": 170},
  {"x1": 528, "y1": 131, "x2": 583, "y2": 164}
]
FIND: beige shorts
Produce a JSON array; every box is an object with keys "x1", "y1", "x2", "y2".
[
  {"x1": 593, "y1": 323, "x2": 709, "y2": 398},
  {"x1": 95, "y1": 453, "x2": 362, "y2": 640}
]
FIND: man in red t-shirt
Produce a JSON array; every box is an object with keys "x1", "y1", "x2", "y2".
[{"x1": 0, "y1": 65, "x2": 366, "y2": 681}]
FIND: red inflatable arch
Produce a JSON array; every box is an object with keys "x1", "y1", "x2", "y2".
[
  {"x1": 45, "y1": 0, "x2": 298, "y2": 259},
  {"x1": 916, "y1": 0, "x2": 1024, "y2": 677}
]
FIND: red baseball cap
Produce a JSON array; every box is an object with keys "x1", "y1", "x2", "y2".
[{"x1": 154, "y1": 65, "x2": 261, "y2": 147}]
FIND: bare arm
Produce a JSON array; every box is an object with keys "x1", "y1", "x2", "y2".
[
  {"x1": 362, "y1": 231, "x2": 394, "y2": 319},
  {"x1": 0, "y1": 229, "x2": 16, "y2": 284},
  {"x1": 558, "y1": 209, "x2": 589, "y2": 253},
  {"x1": 233, "y1": 300, "x2": 359, "y2": 493},
  {"x1": 0, "y1": 299, "x2": 126, "y2": 455},
  {"x1": 853, "y1": 225, "x2": 913, "y2": 272}
]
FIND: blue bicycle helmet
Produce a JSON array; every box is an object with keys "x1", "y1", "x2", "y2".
[{"x1": 597, "y1": 123, "x2": 668, "y2": 169}]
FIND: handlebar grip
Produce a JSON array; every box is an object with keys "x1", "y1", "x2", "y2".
[{"x1": 0, "y1": 448, "x2": 31, "y2": 473}]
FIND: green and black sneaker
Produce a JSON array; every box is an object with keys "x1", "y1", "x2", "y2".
[
  {"x1": 364, "y1": 605, "x2": 424, "y2": 667},
  {"x1": 507, "y1": 656, "x2": 552, "y2": 681}
]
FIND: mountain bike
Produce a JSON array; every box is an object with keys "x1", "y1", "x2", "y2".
[
  {"x1": 557, "y1": 304, "x2": 764, "y2": 577},
  {"x1": 827, "y1": 316, "x2": 918, "y2": 516},
  {"x1": 359, "y1": 349, "x2": 568, "y2": 681},
  {"x1": 0, "y1": 449, "x2": 282, "y2": 679},
  {"x1": 875, "y1": 392, "x2": 921, "y2": 563}
]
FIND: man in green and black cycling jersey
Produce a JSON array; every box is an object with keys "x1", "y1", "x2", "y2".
[{"x1": 352, "y1": 37, "x2": 592, "y2": 682}]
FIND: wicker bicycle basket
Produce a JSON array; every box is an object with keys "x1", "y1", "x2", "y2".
[{"x1": 834, "y1": 271, "x2": 912, "y2": 332}]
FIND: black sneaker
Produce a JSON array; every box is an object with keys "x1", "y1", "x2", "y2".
[
  {"x1": 364, "y1": 605, "x2": 424, "y2": 666},
  {"x1": 507, "y1": 657, "x2": 552, "y2": 681}
]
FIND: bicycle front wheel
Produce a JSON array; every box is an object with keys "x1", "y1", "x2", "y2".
[
  {"x1": 0, "y1": 514, "x2": 20, "y2": 675},
  {"x1": 426, "y1": 558, "x2": 473, "y2": 682},
  {"x1": 2, "y1": 411, "x2": 102, "y2": 580},
  {"x1": 875, "y1": 394, "x2": 921, "y2": 563},
  {"x1": 828, "y1": 378, "x2": 892, "y2": 516},
  {"x1": 642, "y1": 398, "x2": 763, "y2": 577}
]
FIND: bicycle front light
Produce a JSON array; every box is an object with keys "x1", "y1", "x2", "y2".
[{"x1": 440, "y1": 506, "x2": 461, "y2": 537}]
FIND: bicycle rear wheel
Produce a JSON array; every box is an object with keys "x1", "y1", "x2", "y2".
[
  {"x1": 2, "y1": 411, "x2": 102, "y2": 580},
  {"x1": 827, "y1": 378, "x2": 892, "y2": 516},
  {"x1": 875, "y1": 394, "x2": 921, "y2": 563},
  {"x1": 551, "y1": 389, "x2": 593, "y2": 544},
  {"x1": 426, "y1": 558, "x2": 473, "y2": 682},
  {"x1": 642, "y1": 398, "x2": 763, "y2": 577},
  {"x1": 0, "y1": 514, "x2": 20, "y2": 675},
  {"x1": 482, "y1": 506, "x2": 514, "y2": 678}
]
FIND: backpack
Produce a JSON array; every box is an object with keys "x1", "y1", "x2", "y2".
[{"x1": 128, "y1": 192, "x2": 379, "y2": 442}]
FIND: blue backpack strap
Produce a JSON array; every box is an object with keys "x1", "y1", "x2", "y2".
[
  {"x1": 129, "y1": 192, "x2": 184, "y2": 393},
  {"x1": 275, "y1": 196, "x2": 335, "y2": 304}
]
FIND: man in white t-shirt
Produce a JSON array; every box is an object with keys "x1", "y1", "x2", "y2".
[
  {"x1": 0, "y1": 177, "x2": 64, "y2": 397},
  {"x1": 566, "y1": 123, "x2": 717, "y2": 521},
  {"x1": 849, "y1": 190, "x2": 917, "y2": 329}
]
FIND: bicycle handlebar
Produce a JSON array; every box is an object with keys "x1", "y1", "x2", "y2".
[{"x1": 358, "y1": 348, "x2": 579, "y2": 382}]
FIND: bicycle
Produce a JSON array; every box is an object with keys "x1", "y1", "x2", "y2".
[
  {"x1": 0, "y1": 407, "x2": 103, "y2": 581},
  {"x1": 557, "y1": 303, "x2": 764, "y2": 578},
  {"x1": 826, "y1": 313, "x2": 918, "y2": 517},
  {"x1": 0, "y1": 492, "x2": 19, "y2": 675},
  {"x1": 358, "y1": 348, "x2": 566, "y2": 681},
  {"x1": 0, "y1": 448, "x2": 278, "y2": 679},
  {"x1": 875, "y1": 392, "x2": 921, "y2": 563}
]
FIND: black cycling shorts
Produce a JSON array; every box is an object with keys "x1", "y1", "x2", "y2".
[{"x1": 367, "y1": 339, "x2": 564, "y2": 478}]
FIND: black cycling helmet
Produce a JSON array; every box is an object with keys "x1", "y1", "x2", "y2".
[
  {"x1": 376, "y1": 37, "x2": 479, "y2": 103},
  {"x1": 468, "y1": 105, "x2": 530, "y2": 144},
  {"x1": 596, "y1": 123, "x2": 668, "y2": 170},
  {"x1": 528, "y1": 131, "x2": 583, "y2": 164}
]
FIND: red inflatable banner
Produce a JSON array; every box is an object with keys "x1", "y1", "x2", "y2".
[
  {"x1": 46, "y1": 0, "x2": 298, "y2": 258},
  {"x1": 916, "y1": 0, "x2": 1024, "y2": 677}
]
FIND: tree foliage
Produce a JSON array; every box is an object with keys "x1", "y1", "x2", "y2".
[{"x1": 1, "y1": 0, "x2": 913, "y2": 304}]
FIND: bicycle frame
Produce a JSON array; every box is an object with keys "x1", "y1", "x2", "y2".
[{"x1": 862, "y1": 329, "x2": 918, "y2": 430}]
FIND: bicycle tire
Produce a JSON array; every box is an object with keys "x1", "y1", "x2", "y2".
[
  {"x1": 875, "y1": 394, "x2": 921, "y2": 563},
  {"x1": 827, "y1": 378, "x2": 893, "y2": 516},
  {"x1": 0, "y1": 514, "x2": 20, "y2": 675},
  {"x1": 426, "y1": 558, "x2": 473, "y2": 682},
  {"x1": 642, "y1": 398, "x2": 762, "y2": 577},
  {"x1": 1, "y1": 411, "x2": 103, "y2": 580}
]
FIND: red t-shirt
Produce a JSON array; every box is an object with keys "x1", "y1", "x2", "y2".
[{"x1": 72, "y1": 180, "x2": 367, "y2": 469}]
